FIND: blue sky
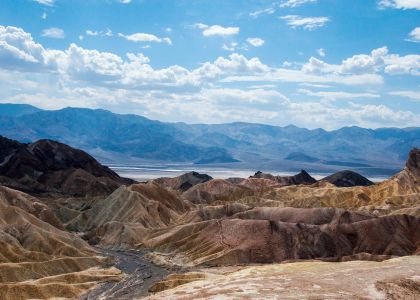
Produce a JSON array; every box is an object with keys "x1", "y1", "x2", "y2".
[{"x1": 0, "y1": 0, "x2": 419, "y2": 129}]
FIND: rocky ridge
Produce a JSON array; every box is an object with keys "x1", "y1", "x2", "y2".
[{"x1": 0, "y1": 136, "x2": 134, "y2": 196}]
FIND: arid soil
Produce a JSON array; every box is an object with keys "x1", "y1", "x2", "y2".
[
  {"x1": 0, "y1": 142, "x2": 419, "y2": 299},
  {"x1": 144, "y1": 256, "x2": 420, "y2": 300}
]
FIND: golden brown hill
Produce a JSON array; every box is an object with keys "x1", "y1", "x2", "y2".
[
  {"x1": 255, "y1": 151, "x2": 420, "y2": 210},
  {"x1": 0, "y1": 186, "x2": 121, "y2": 300},
  {"x1": 176, "y1": 203, "x2": 250, "y2": 224},
  {"x1": 144, "y1": 213, "x2": 420, "y2": 266},
  {"x1": 182, "y1": 179, "x2": 255, "y2": 204},
  {"x1": 192, "y1": 148, "x2": 420, "y2": 211},
  {"x1": 0, "y1": 185, "x2": 62, "y2": 228},
  {"x1": 68, "y1": 182, "x2": 191, "y2": 247},
  {"x1": 67, "y1": 150, "x2": 420, "y2": 255}
]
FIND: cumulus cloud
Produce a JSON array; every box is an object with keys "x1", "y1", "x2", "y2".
[
  {"x1": 194, "y1": 23, "x2": 240, "y2": 36},
  {"x1": 0, "y1": 26, "x2": 60, "y2": 72},
  {"x1": 0, "y1": 25, "x2": 419, "y2": 129},
  {"x1": 0, "y1": 27, "x2": 269, "y2": 88},
  {"x1": 407, "y1": 27, "x2": 420, "y2": 42},
  {"x1": 118, "y1": 32, "x2": 172, "y2": 44},
  {"x1": 280, "y1": 0, "x2": 318, "y2": 8},
  {"x1": 119, "y1": 0, "x2": 132, "y2": 3},
  {"x1": 247, "y1": 38, "x2": 265, "y2": 47},
  {"x1": 383, "y1": 53, "x2": 420, "y2": 75},
  {"x1": 281, "y1": 15, "x2": 330, "y2": 30},
  {"x1": 302, "y1": 46, "x2": 420, "y2": 76},
  {"x1": 378, "y1": 0, "x2": 420, "y2": 9},
  {"x1": 41, "y1": 27, "x2": 65, "y2": 39}
]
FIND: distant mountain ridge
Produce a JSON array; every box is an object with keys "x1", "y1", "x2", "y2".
[
  {"x1": 0, "y1": 105, "x2": 237, "y2": 164},
  {"x1": 0, "y1": 103, "x2": 41, "y2": 117},
  {"x1": 0, "y1": 103, "x2": 419, "y2": 175}
]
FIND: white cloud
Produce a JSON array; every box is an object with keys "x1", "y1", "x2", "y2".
[
  {"x1": 247, "y1": 38, "x2": 265, "y2": 47},
  {"x1": 341, "y1": 47, "x2": 388, "y2": 74},
  {"x1": 41, "y1": 27, "x2": 65, "y2": 39},
  {"x1": 378, "y1": 0, "x2": 420, "y2": 9},
  {"x1": 280, "y1": 0, "x2": 318, "y2": 8},
  {"x1": 0, "y1": 26, "x2": 60, "y2": 72},
  {"x1": 223, "y1": 69, "x2": 384, "y2": 86},
  {"x1": 250, "y1": 7, "x2": 276, "y2": 18},
  {"x1": 118, "y1": 32, "x2": 172, "y2": 44},
  {"x1": 0, "y1": 27, "x2": 269, "y2": 88},
  {"x1": 41, "y1": 12, "x2": 47, "y2": 19},
  {"x1": 193, "y1": 23, "x2": 208, "y2": 30},
  {"x1": 302, "y1": 46, "x2": 420, "y2": 76},
  {"x1": 86, "y1": 30, "x2": 99, "y2": 36},
  {"x1": 64, "y1": 44, "x2": 124, "y2": 81},
  {"x1": 86, "y1": 29, "x2": 113, "y2": 37},
  {"x1": 317, "y1": 48, "x2": 325, "y2": 57},
  {"x1": 298, "y1": 88, "x2": 380, "y2": 101},
  {"x1": 389, "y1": 90, "x2": 420, "y2": 101},
  {"x1": 407, "y1": 27, "x2": 420, "y2": 42},
  {"x1": 302, "y1": 57, "x2": 339, "y2": 74},
  {"x1": 33, "y1": 0, "x2": 54, "y2": 6},
  {"x1": 383, "y1": 53, "x2": 420, "y2": 75},
  {"x1": 299, "y1": 83, "x2": 331, "y2": 88},
  {"x1": 119, "y1": 0, "x2": 132, "y2": 3},
  {"x1": 281, "y1": 15, "x2": 330, "y2": 30},
  {"x1": 222, "y1": 42, "x2": 238, "y2": 51},
  {"x1": 0, "y1": 25, "x2": 419, "y2": 129},
  {"x1": 194, "y1": 23, "x2": 240, "y2": 37}
]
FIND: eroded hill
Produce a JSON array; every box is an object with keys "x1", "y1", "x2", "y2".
[{"x1": 0, "y1": 140, "x2": 419, "y2": 299}]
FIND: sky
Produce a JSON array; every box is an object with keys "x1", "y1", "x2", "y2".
[{"x1": 0, "y1": 0, "x2": 419, "y2": 129}]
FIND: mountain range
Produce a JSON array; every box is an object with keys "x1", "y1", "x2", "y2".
[{"x1": 0, "y1": 103, "x2": 419, "y2": 176}]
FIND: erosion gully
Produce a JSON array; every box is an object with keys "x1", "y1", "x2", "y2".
[{"x1": 79, "y1": 247, "x2": 185, "y2": 300}]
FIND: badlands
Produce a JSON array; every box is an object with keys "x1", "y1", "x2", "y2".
[{"x1": 0, "y1": 135, "x2": 419, "y2": 299}]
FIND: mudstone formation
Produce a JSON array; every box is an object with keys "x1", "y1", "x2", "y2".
[{"x1": 0, "y1": 138, "x2": 419, "y2": 299}]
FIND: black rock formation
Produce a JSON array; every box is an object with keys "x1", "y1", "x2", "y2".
[
  {"x1": 323, "y1": 170, "x2": 374, "y2": 187},
  {"x1": 0, "y1": 136, "x2": 134, "y2": 196},
  {"x1": 251, "y1": 170, "x2": 317, "y2": 186}
]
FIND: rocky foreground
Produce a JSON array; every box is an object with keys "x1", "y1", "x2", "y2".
[
  {"x1": 0, "y1": 136, "x2": 419, "y2": 299},
  {"x1": 145, "y1": 256, "x2": 420, "y2": 300}
]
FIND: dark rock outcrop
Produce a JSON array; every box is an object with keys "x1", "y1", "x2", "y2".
[
  {"x1": 153, "y1": 171, "x2": 213, "y2": 192},
  {"x1": 406, "y1": 147, "x2": 420, "y2": 178},
  {"x1": 0, "y1": 136, "x2": 134, "y2": 196},
  {"x1": 251, "y1": 170, "x2": 317, "y2": 186},
  {"x1": 323, "y1": 170, "x2": 374, "y2": 187}
]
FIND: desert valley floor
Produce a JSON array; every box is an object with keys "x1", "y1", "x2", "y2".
[{"x1": 0, "y1": 136, "x2": 419, "y2": 299}]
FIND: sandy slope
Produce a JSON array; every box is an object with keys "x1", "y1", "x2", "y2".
[{"x1": 0, "y1": 187, "x2": 122, "y2": 300}]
